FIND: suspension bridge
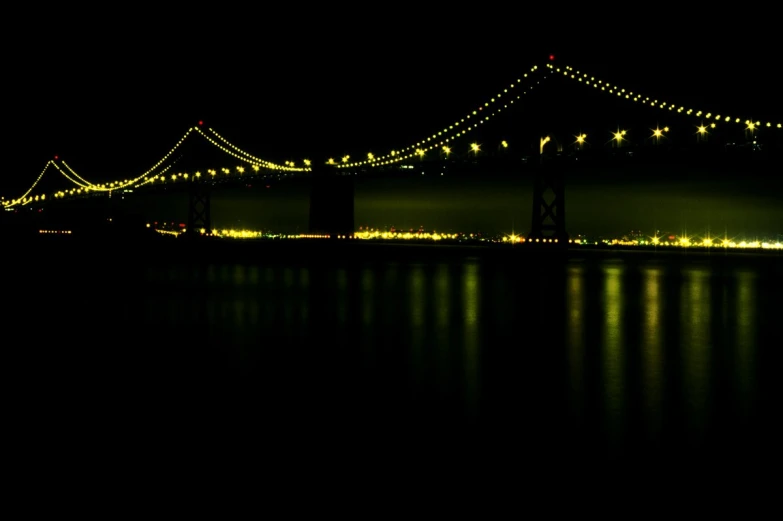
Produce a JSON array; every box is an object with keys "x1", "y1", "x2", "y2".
[{"x1": 2, "y1": 59, "x2": 781, "y2": 242}]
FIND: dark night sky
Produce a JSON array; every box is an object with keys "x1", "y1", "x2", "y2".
[{"x1": 3, "y1": 7, "x2": 782, "y2": 237}]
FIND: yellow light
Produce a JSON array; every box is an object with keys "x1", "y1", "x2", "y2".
[{"x1": 539, "y1": 136, "x2": 550, "y2": 154}]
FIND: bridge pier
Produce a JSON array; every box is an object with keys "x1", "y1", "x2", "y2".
[
  {"x1": 308, "y1": 163, "x2": 354, "y2": 238},
  {"x1": 528, "y1": 164, "x2": 568, "y2": 244},
  {"x1": 186, "y1": 181, "x2": 212, "y2": 235}
]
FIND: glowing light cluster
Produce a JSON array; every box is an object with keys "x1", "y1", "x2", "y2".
[
  {"x1": 591, "y1": 233, "x2": 783, "y2": 250},
  {"x1": 548, "y1": 63, "x2": 782, "y2": 131},
  {"x1": 215, "y1": 229, "x2": 263, "y2": 239},
  {"x1": 353, "y1": 229, "x2": 459, "y2": 241},
  {"x1": 497, "y1": 231, "x2": 783, "y2": 249},
  {"x1": 148, "y1": 227, "x2": 473, "y2": 242}
]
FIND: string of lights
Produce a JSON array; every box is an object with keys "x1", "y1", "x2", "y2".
[
  {"x1": 60, "y1": 161, "x2": 99, "y2": 189},
  {"x1": 2, "y1": 65, "x2": 543, "y2": 205},
  {"x1": 3, "y1": 128, "x2": 199, "y2": 206},
  {"x1": 549, "y1": 63, "x2": 782, "y2": 131},
  {"x1": 195, "y1": 126, "x2": 308, "y2": 172},
  {"x1": 53, "y1": 162, "x2": 96, "y2": 189},
  {"x1": 2, "y1": 61, "x2": 780, "y2": 208},
  {"x1": 4, "y1": 162, "x2": 52, "y2": 205},
  {"x1": 334, "y1": 66, "x2": 543, "y2": 169}
]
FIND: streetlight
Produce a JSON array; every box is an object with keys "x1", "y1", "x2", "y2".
[
  {"x1": 746, "y1": 120, "x2": 757, "y2": 140},
  {"x1": 539, "y1": 136, "x2": 550, "y2": 155},
  {"x1": 611, "y1": 129, "x2": 626, "y2": 148},
  {"x1": 696, "y1": 124, "x2": 708, "y2": 143},
  {"x1": 651, "y1": 126, "x2": 668, "y2": 145},
  {"x1": 574, "y1": 133, "x2": 587, "y2": 150},
  {"x1": 539, "y1": 136, "x2": 551, "y2": 164}
]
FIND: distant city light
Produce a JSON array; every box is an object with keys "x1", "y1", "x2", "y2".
[{"x1": 133, "y1": 223, "x2": 783, "y2": 252}]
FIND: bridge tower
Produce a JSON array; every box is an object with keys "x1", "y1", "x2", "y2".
[
  {"x1": 308, "y1": 162, "x2": 354, "y2": 237},
  {"x1": 528, "y1": 162, "x2": 568, "y2": 244},
  {"x1": 186, "y1": 179, "x2": 212, "y2": 235}
]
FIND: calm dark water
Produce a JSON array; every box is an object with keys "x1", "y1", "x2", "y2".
[{"x1": 7, "y1": 240, "x2": 782, "y2": 477}]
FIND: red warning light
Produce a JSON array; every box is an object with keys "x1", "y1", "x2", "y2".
[
  {"x1": 198, "y1": 120, "x2": 204, "y2": 126},
  {"x1": 54, "y1": 155, "x2": 59, "y2": 160},
  {"x1": 549, "y1": 54, "x2": 555, "y2": 61}
]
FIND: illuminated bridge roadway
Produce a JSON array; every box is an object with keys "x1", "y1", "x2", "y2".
[{"x1": 2, "y1": 60, "x2": 781, "y2": 242}]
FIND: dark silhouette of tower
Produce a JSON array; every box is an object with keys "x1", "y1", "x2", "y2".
[
  {"x1": 308, "y1": 162, "x2": 354, "y2": 237},
  {"x1": 186, "y1": 180, "x2": 211, "y2": 235},
  {"x1": 528, "y1": 162, "x2": 568, "y2": 244}
]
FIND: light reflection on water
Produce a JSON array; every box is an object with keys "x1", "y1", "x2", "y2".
[
  {"x1": 13, "y1": 249, "x2": 782, "y2": 466},
  {"x1": 602, "y1": 264, "x2": 625, "y2": 447},
  {"x1": 566, "y1": 265, "x2": 585, "y2": 423},
  {"x1": 641, "y1": 266, "x2": 664, "y2": 442},
  {"x1": 462, "y1": 262, "x2": 480, "y2": 420},
  {"x1": 409, "y1": 265, "x2": 426, "y2": 402},
  {"x1": 681, "y1": 267, "x2": 711, "y2": 445},
  {"x1": 735, "y1": 269, "x2": 757, "y2": 423}
]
